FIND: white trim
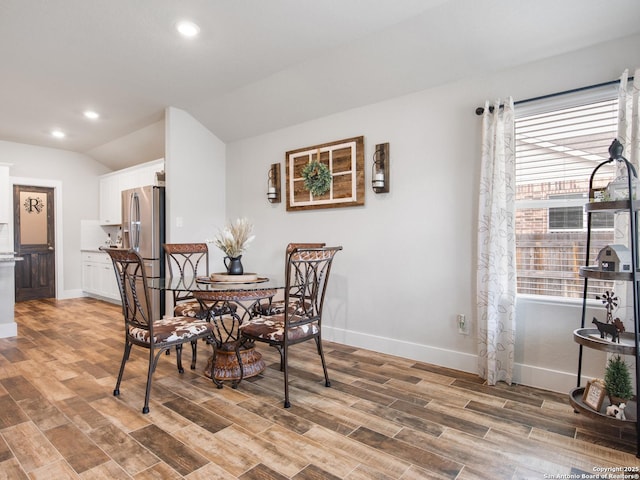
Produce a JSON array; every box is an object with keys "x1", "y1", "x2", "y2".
[
  {"x1": 324, "y1": 325, "x2": 578, "y2": 393},
  {"x1": 517, "y1": 292, "x2": 604, "y2": 309},
  {"x1": 0, "y1": 321, "x2": 17, "y2": 338},
  {"x1": 324, "y1": 326, "x2": 477, "y2": 376},
  {"x1": 10, "y1": 176, "x2": 64, "y2": 299}
]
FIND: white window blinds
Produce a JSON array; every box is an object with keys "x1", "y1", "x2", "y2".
[{"x1": 515, "y1": 85, "x2": 619, "y2": 298}]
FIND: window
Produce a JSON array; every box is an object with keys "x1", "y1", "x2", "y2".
[
  {"x1": 547, "y1": 193, "x2": 614, "y2": 231},
  {"x1": 515, "y1": 86, "x2": 619, "y2": 299}
]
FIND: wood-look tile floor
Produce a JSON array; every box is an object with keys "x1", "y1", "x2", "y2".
[{"x1": 0, "y1": 298, "x2": 638, "y2": 479}]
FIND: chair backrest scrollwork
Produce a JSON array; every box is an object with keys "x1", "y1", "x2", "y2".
[
  {"x1": 102, "y1": 247, "x2": 153, "y2": 334},
  {"x1": 284, "y1": 246, "x2": 341, "y2": 328},
  {"x1": 163, "y1": 243, "x2": 209, "y2": 303}
]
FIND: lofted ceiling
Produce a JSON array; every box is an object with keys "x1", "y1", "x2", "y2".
[{"x1": 1, "y1": 0, "x2": 639, "y2": 170}]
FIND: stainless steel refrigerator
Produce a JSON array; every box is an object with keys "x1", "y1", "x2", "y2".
[{"x1": 122, "y1": 185, "x2": 165, "y2": 318}]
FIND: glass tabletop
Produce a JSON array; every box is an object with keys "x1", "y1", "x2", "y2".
[{"x1": 149, "y1": 275, "x2": 283, "y2": 292}]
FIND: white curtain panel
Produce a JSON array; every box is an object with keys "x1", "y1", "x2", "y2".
[
  {"x1": 613, "y1": 69, "x2": 640, "y2": 324},
  {"x1": 613, "y1": 68, "x2": 640, "y2": 390},
  {"x1": 477, "y1": 97, "x2": 516, "y2": 385}
]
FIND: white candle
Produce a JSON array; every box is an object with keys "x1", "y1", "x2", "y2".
[{"x1": 373, "y1": 172, "x2": 384, "y2": 188}]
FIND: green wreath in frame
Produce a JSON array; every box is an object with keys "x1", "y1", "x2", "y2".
[{"x1": 301, "y1": 161, "x2": 332, "y2": 196}]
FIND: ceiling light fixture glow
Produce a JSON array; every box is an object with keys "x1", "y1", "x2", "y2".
[
  {"x1": 84, "y1": 110, "x2": 99, "y2": 120},
  {"x1": 51, "y1": 130, "x2": 66, "y2": 138},
  {"x1": 176, "y1": 20, "x2": 200, "y2": 38}
]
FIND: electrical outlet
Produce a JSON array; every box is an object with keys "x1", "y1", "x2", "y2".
[{"x1": 457, "y1": 314, "x2": 468, "y2": 335}]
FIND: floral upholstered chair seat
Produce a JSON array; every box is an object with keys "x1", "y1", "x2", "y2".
[
  {"x1": 128, "y1": 316, "x2": 213, "y2": 344},
  {"x1": 175, "y1": 299, "x2": 236, "y2": 318},
  {"x1": 239, "y1": 314, "x2": 319, "y2": 342},
  {"x1": 254, "y1": 299, "x2": 311, "y2": 316}
]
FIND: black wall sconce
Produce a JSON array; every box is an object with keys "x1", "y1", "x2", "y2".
[
  {"x1": 372, "y1": 143, "x2": 389, "y2": 193},
  {"x1": 267, "y1": 163, "x2": 281, "y2": 203}
]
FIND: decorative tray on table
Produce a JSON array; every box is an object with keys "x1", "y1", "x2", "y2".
[{"x1": 197, "y1": 273, "x2": 268, "y2": 284}]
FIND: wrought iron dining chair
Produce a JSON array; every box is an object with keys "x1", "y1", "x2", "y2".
[
  {"x1": 164, "y1": 243, "x2": 236, "y2": 371},
  {"x1": 254, "y1": 242, "x2": 325, "y2": 316},
  {"x1": 239, "y1": 246, "x2": 342, "y2": 408},
  {"x1": 103, "y1": 247, "x2": 216, "y2": 414}
]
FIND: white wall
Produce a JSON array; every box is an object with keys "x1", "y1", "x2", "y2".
[
  {"x1": 226, "y1": 33, "x2": 640, "y2": 393},
  {"x1": 164, "y1": 107, "x2": 226, "y2": 271},
  {"x1": 0, "y1": 140, "x2": 110, "y2": 299}
]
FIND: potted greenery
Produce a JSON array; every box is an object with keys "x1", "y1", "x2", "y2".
[{"x1": 604, "y1": 355, "x2": 633, "y2": 406}]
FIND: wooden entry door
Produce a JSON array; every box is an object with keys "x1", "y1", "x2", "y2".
[{"x1": 13, "y1": 185, "x2": 56, "y2": 301}]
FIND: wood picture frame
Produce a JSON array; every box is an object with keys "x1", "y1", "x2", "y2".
[
  {"x1": 285, "y1": 136, "x2": 365, "y2": 211},
  {"x1": 583, "y1": 378, "x2": 606, "y2": 411}
]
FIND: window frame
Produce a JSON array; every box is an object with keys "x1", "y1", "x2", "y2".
[{"x1": 514, "y1": 84, "x2": 619, "y2": 300}]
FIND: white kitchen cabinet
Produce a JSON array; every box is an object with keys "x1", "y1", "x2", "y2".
[
  {"x1": 99, "y1": 159, "x2": 164, "y2": 225},
  {"x1": 99, "y1": 175, "x2": 121, "y2": 225},
  {"x1": 81, "y1": 251, "x2": 120, "y2": 301},
  {"x1": 0, "y1": 164, "x2": 10, "y2": 224}
]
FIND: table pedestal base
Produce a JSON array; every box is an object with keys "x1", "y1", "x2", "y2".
[{"x1": 204, "y1": 346, "x2": 265, "y2": 382}]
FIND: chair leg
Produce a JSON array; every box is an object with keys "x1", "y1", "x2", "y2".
[
  {"x1": 143, "y1": 349, "x2": 163, "y2": 414},
  {"x1": 315, "y1": 336, "x2": 331, "y2": 387},
  {"x1": 113, "y1": 341, "x2": 132, "y2": 397},
  {"x1": 190, "y1": 340, "x2": 197, "y2": 370},
  {"x1": 283, "y1": 344, "x2": 290, "y2": 408},
  {"x1": 175, "y1": 344, "x2": 184, "y2": 373},
  {"x1": 272, "y1": 345, "x2": 285, "y2": 371}
]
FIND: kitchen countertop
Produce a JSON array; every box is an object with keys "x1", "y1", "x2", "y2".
[{"x1": 82, "y1": 246, "x2": 123, "y2": 252}]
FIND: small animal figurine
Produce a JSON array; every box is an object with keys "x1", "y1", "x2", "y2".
[
  {"x1": 592, "y1": 317, "x2": 619, "y2": 343},
  {"x1": 613, "y1": 318, "x2": 625, "y2": 333},
  {"x1": 606, "y1": 402, "x2": 627, "y2": 420}
]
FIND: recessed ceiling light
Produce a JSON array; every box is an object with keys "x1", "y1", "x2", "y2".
[
  {"x1": 84, "y1": 110, "x2": 99, "y2": 120},
  {"x1": 176, "y1": 20, "x2": 200, "y2": 38},
  {"x1": 51, "y1": 129, "x2": 66, "y2": 139}
]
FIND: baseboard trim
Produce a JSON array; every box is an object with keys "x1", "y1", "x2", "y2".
[
  {"x1": 0, "y1": 321, "x2": 18, "y2": 339},
  {"x1": 324, "y1": 326, "x2": 477, "y2": 374},
  {"x1": 59, "y1": 289, "x2": 85, "y2": 300},
  {"x1": 324, "y1": 326, "x2": 576, "y2": 394}
]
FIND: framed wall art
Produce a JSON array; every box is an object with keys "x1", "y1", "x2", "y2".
[{"x1": 285, "y1": 136, "x2": 364, "y2": 211}]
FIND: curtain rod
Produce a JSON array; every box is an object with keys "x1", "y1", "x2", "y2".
[{"x1": 474, "y1": 77, "x2": 633, "y2": 115}]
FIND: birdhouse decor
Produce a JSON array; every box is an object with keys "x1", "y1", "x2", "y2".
[{"x1": 596, "y1": 244, "x2": 631, "y2": 272}]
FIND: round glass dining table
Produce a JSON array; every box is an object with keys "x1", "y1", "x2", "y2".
[{"x1": 148, "y1": 274, "x2": 283, "y2": 386}]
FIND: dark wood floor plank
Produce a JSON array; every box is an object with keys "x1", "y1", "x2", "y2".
[
  {"x1": 348, "y1": 426, "x2": 463, "y2": 478},
  {"x1": 0, "y1": 375, "x2": 42, "y2": 400},
  {"x1": 56, "y1": 396, "x2": 112, "y2": 433},
  {"x1": 394, "y1": 425, "x2": 516, "y2": 478},
  {"x1": 293, "y1": 463, "x2": 343, "y2": 480},
  {"x1": 239, "y1": 463, "x2": 289, "y2": 480},
  {"x1": 0, "y1": 434, "x2": 13, "y2": 463},
  {"x1": 89, "y1": 423, "x2": 160, "y2": 475},
  {"x1": 130, "y1": 424, "x2": 209, "y2": 476},
  {"x1": 163, "y1": 397, "x2": 232, "y2": 434},
  {"x1": 351, "y1": 398, "x2": 445, "y2": 438},
  {"x1": 466, "y1": 399, "x2": 577, "y2": 437},
  {"x1": 0, "y1": 393, "x2": 29, "y2": 428},
  {"x1": 44, "y1": 423, "x2": 111, "y2": 474}
]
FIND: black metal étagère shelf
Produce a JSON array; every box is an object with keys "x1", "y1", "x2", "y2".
[{"x1": 574, "y1": 145, "x2": 640, "y2": 458}]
